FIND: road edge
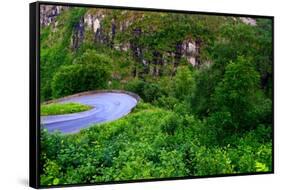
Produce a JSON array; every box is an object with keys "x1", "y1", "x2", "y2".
[{"x1": 43, "y1": 90, "x2": 141, "y2": 104}]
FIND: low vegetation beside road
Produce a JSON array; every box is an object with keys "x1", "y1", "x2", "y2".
[{"x1": 41, "y1": 102, "x2": 92, "y2": 116}]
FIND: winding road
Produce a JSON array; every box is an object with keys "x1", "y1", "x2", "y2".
[{"x1": 41, "y1": 92, "x2": 138, "y2": 134}]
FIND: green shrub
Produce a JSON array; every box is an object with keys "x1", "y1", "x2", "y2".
[
  {"x1": 133, "y1": 101, "x2": 155, "y2": 113},
  {"x1": 40, "y1": 129, "x2": 62, "y2": 162},
  {"x1": 160, "y1": 113, "x2": 182, "y2": 135},
  {"x1": 125, "y1": 79, "x2": 163, "y2": 103},
  {"x1": 40, "y1": 159, "x2": 62, "y2": 186},
  {"x1": 156, "y1": 96, "x2": 179, "y2": 110},
  {"x1": 190, "y1": 127, "x2": 272, "y2": 176},
  {"x1": 143, "y1": 83, "x2": 162, "y2": 102},
  {"x1": 51, "y1": 63, "x2": 110, "y2": 98},
  {"x1": 211, "y1": 56, "x2": 260, "y2": 131},
  {"x1": 228, "y1": 127, "x2": 272, "y2": 172},
  {"x1": 184, "y1": 114, "x2": 219, "y2": 146},
  {"x1": 72, "y1": 49, "x2": 113, "y2": 66},
  {"x1": 124, "y1": 78, "x2": 146, "y2": 97},
  {"x1": 193, "y1": 146, "x2": 234, "y2": 176},
  {"x1": 173, "y1": 66, "x2": 195, "y2": 101}
]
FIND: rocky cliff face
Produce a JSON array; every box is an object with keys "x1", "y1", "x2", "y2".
[
  {"x1": 40, "y1": 5, "x2": 68, "y2": 27},
  {"x1": 82, "y1": 10, "x2": 201, "y2": 67},
  {"x1": 71, "y1": 17, "x2": 85, "y2": 50},
  {"x1": 40, "y1": 5, "x2": 256, "y2": 70},
  {"x1": 240, "y1": 17, "x2": 256, "y2": 26}
]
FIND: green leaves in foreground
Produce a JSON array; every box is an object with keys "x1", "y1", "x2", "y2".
[
  {"x1": 41, "y1": 102, "x2": 92, "y2": 116},
  {"x1": 40, "y1": 104, "x2": 272, "y2": 185}
]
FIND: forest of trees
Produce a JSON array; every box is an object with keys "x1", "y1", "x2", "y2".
[{"x1": 40, "y1": 6, "x2": 273, "y2": 186}]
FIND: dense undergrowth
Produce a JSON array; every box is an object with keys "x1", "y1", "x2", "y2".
[{"x1": 40, "y1": 102, "x2": 272, "y2": 185}]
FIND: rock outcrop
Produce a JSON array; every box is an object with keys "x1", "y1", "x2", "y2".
[
  {"x1": 41, "y1": 5, "x2": 239, "y2": 68},
  {"x1": 40, "y1": 5, "x2": 68, "y2": 27}
]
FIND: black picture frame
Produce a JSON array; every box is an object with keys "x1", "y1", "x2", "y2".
[{"x1": 30, "y1": 1, "x2": 274, "y2": 188}]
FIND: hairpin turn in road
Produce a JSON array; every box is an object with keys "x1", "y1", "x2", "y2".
[{"x1": 41, "y1": 92, "x2": 138, "y2": 134}]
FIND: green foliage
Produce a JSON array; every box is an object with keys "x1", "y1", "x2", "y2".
[
  {"x1": 173, "y1": 66, "x2": 195, "y2": 102},
  {"x1": 40, "y1": 159, "x2": 61, "y2": 185},
  {"x1": 124, "y1": 78, "x2": 146, "y2": 97},
  {"x1": 211, "y1": 23, "x2": 256, "y2": 68},
  {"x1": 40, "y1": 107, "x2": 189, "y2": 185},
  {"x1": 255, "y1": 162, "x2": 269, "y2": 172},
  {"x1": 194, "y1": 19, "x2": 273, "y2": 117},
  {"x1": 40, "y1": 104, "x2": 272, "y2": 185},
  {"x1": 192, "y1": 65, "x2": 218, "y2": 117},
  {"x1": 193, "y1": 146, "x2": 235, "y2": 176},
  {"x1": 132, "y1": 101, "x2": 155, "y2": 113},
  {"x1": 40, "y1": 8, "x2": 87, "y2": 101},
  {"x1": 72, "y1": 49, "x2": 113, "y2": 66},
  {"x1": 142, "y1": 83, "x2": 163, "y2": 102},
  {"x1": 210, "y1": 57, "x2": 260, "y2": 132},
  {"x1": 41, "y1": 102, "x2": 92, "y2": 116},
  {"x1": 40, "y1": 44, "x2": 73, "y2": 101},
  {"x1": 213, "y1": 56, "x2": 259, "y2": 112},
  {"x1": 160, "y1": 113, "x2": 182, "y2": 135},
  {"x1": 40, "y1": 129, "x2": 62, "y2": 161},
  {"x1": 125, "y1": 79, "x2": 164, "y2": 103},
  {"x1": 156, "y1": 96, "x2": 180, "y2": 110},
  {"x1": 51, "y1": 64, "x2": 109, "y2": 98},
  {"x1": 192, "y1": 141, "x2": 272, "y2": 176},
  {"x1": 189, "y1": 125, "x2": 272, "y2": 176},
  {"x1": 51, "y1": 50, "x2": 111, "y2": 98}
]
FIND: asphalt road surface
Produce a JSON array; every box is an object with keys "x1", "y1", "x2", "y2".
[{"x1": 41, "y1": 92, "x2": 138, "y2": 134}]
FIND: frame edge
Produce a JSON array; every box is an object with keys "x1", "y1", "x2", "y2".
[{"x1": 29, "y1": 1, "x2": 40, "y2": 189}]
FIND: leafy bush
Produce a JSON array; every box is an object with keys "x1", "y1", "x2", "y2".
[
  {"x1": 156, "y1": 96, "x2": 179, "y2": 110},
  {"x1": 190, "y1": 127, "x2": 272, "y2": 176},
  {"x1": 124, "y1": 78, "x2": 146, "y2": 97},
  {"x1": 51, "y1": 64, "x2": 105, "y2": 98},
  {"x1": 133, "y1": 101, "x2": 155, "y2": 113},
  {"x1": 40, "y1": 129, "x2": 62, "y2": 162},
  {"x1": 40, "y1": 45, "x2": 73, "y2": 101},
  {"x1": 143, "y1": 83, "x2": 162, "y2": 102},
  {"x1": 160, "y1": 113, "x2": 182, "y2": 135},
  {"x1": 40, "y1": 159, "x2": 62, "y2": 186},
  {"x1": 51, "y1": 55, "x2": 110, "y2": 98},
  {"x1": 208, "y1": 56, "x2": 262, "y2": 142},
  {"x1": 125, "y1": 79, "x2": 163, "y2": 103},
  {"x1": 191, "y1": 65, "x2": 219, "y2": 117},
  {"x1": 72, "y1": 49, "x2": 113, "y2": 66},
  {"x1": 193, "y1": 146, "x2": 235, "y2": 176},
  {"x1": 173, "y1": 66, "x2": 195, "y2": 101}
]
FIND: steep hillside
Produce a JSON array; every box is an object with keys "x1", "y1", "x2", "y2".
[{"x1": 40, "y1": 5, "x2": 272, "y2": 102}]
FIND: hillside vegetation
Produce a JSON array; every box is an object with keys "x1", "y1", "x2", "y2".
[{"x1": 40, "y1": 6, "x2": 273, "y2": 186}]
